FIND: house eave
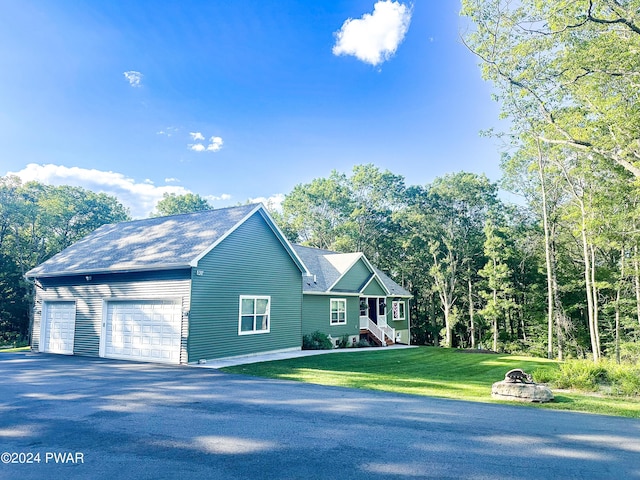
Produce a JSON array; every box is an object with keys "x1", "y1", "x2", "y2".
[{"x1": 26, "y1": 263, "x2": 192, "y2": 280}]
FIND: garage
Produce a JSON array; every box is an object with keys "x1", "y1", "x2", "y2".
[
  {"x1": 40, "y1": 301, "x2": 76, "y2": 354},
  {"x1": 102, "y1": 300, "x2": 182, "y2": 364}
]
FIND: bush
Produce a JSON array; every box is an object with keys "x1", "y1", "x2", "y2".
[
  {"x1": 337, "y1": 335, "x2": 350, "y2": 349},
  {"x1": 355, "y1": 338, "x2": 371, "y2": 348},
  {"x1": 535, "y1": 359, "x2": 640, "y2": 396},
  {"x1": 620, "y1": 342, "x2": 640, "y2": 364},
  {"x1": 532, "y1": 366, "x2": 557, "y2": 384},
  {"x1": 302, "y1": 331, "x2": 333, "y2": 350}
]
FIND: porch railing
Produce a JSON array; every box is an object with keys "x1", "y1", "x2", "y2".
[{"x1": 359, "y1": 316, "x2": 394, "y2": 346}]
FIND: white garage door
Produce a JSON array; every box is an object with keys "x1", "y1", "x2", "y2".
[
  {"x1": 41, "y1": 301, "x2": 76, "y2": 354},
  {"x1": 104, "y1": 300, "x2": 182, "y2": 364}
]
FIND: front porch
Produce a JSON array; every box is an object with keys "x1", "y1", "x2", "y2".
[{"x1": 359, "y1": 296, "x2": 397, "y2": 346}]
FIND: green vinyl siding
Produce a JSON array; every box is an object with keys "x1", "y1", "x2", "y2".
[
  {"x1": 188, "y1": 212, "x2": 303, "y2": 361},
  {"x1": 32, "y1": 270, "x2": 191, "y2": 361},
  {"x1": 331, "y1": 258, "x2": 371, "y2": 292},
  {"x1": 362, "y1": 278, "x2": 387, "y2": 296},
  {"x1": 387, "y1": 299, "x2": 409, "y2": 331},
  {"x1": 301, "y1": 295, "x2": 360, "y2": 337}
]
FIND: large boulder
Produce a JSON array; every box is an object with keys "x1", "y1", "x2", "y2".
[{"x1": 491, "y1": 380, "x2": 554, "y2": 403}]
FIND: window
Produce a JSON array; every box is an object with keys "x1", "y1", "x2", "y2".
[
  {"x1": 330, "y1": 299, "x2": 347, "y2": 325},
  {"x1": 392, "y1": 300, "x2": 405, "y2": 321},
  {"x1": 239, "y1": 296, "x2": 270, "y2": 334}
]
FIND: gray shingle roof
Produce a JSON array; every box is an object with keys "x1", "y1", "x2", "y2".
[
  {"x1": 293, "y1": 244, "x2": 411, "y2": 297},
  {"x1": 27, "y1": 204, "x2": 268, "y2": 278}
]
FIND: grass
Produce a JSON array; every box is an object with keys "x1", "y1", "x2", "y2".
[
  {"x1": 222, "y1": 346, "x2": 640, "y2": 418},
  {"x1": 0, "y1": 345, "x2": 30, "y2": 353}
]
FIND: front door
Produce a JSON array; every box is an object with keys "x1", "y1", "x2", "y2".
[{"x1": 367, "y1": 298, "x2": 378, "y2": 324}]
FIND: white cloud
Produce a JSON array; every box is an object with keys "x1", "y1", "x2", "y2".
[
  {"x1": 206, "y1": 193, "x2": 232, "y2": 203},
  {"x1": 188, "y1": 134, "x2": 224, "y2": 153},
  {"x1": 123, "y1": 71, "x2": 143, "y2": 87},
  {"x1": 157, "y1": 127, "x2": 179, "y2": 137},
  {"x1": 6, "y1": 163, "x2": 229, "y2": 219},
  {"x1": 165, "y1": 177, "x2": 180, "y2": 183},
  {"x1": 207, "y1": 136, "x2": 224, "y2": 152},
  {"x1": 332, "y1": 1, "x2": 412, "y2": 66},
  {"x1": 249, "y1": 193, "x2": 285, "y2": 211}
]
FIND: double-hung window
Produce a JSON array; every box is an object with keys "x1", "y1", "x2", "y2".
[
  {"x1": 239, "y1": 296, "x2": 270, "y2": 334},
  {"x1": 392, "y1": 300, "x2": 405, "y2": 321},
  {"x1": 330, "y1": 298, "x2": 347, "y2": 325}
]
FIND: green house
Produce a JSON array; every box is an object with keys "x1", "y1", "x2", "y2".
[
  {"x1": 26, "y1": 203, "x2": 411, "y2": 365},
  {"x1": 294, "y1": 245, "x2": 411, "y2": 348}
]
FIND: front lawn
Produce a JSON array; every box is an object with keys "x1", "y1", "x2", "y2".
[{"x1": 222, "y1": 346, "x2": 640, "y2": 418}]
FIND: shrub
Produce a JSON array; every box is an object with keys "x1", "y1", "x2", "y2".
[
  {"x1": 619, "y1": 342, "x2": 640, "y2": 364},
  {"x1": 302, "y1": 331, "x2": 333, "y2": 350},
  {"x1": 535, "y1": 359, "x2": 640, "y2": 396},
  {"x1": 532, "y1": 366, "x2": 557, "y2": 384},
  {"x1": 337, "y1": 335, "x2": 350, "y2": 349},
  {"x1": 356, "y1": 338, "x2": 371, "y2": 348}
]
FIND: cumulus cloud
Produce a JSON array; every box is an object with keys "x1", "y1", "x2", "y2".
[
  {"x1": 6, "y1": 163, "x2": 231, "y2": 219},
  {"x1": 123, "y1": 71, "x2": 143, "y2": 87},
  {"x1": 188, "y1": 134, "x2": 223, "y2": 153},
  {"x1": 249, "y1": 193, "x2": 285, "y2": 211},
  {"x1": 333, "y1": 1, "x2": 412, "y2": 66},
  {"x1": 207, "y1": 136, "x2": 224, "y2": 152},
  {"x1": 206, "y1": 193, "x2": 232, "y2": 202}
]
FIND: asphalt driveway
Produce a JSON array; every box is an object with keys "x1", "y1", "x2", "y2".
[{"x1": 1, "y1": 353, "x2": 639, "y2": 479}]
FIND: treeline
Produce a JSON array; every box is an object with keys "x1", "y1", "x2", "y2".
[
  {"x1": 0, "y1": 176, "x2": 130, "y2": 343},
  {"x1": 2, "y1": 163, "x2": 640, "y2": 360},
  {"x1": 273, "y1": 164, "x2": 640, "y2": 361}
]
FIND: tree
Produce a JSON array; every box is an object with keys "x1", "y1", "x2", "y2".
[
  {"x1": 479, "y1": 218, "x2": 517, "y2": 352},
  {"x1": 461, "y1": 0, "x2": 640, "y2": 178},
  {"x1": 0, "y1": 176, "x2": 130, "y2": 343},
  {"x1": 153, "y1": 193, "x2": 212, "y2": 216}
]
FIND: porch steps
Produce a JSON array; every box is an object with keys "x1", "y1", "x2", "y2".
[{"x1": 360, "y1": 329, "x2": 394, "y2": 347}]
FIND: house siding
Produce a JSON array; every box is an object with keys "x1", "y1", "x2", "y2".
[
  {"x1": 331, "y1": 259, "x2": 371, "y2": 291},
  {"x1": 387, "y1": 299, "x2": 410, "y2": 343},
  {"x1": 31, "y1": 270, "x2": 191, "y2": 362},
  {"x1": 362, "y1": 279, "x2": 387, "y2": 296},
  {"x1": 301, "y1": 294, "x2": 360, "y2": 337},
  {"x1": 188, "y1": 212, "x2": 303, "y2": 361}
]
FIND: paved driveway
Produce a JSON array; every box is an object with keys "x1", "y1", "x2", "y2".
[{"x1": 1, "y1": 353, "x2": 639, "y2": 479}]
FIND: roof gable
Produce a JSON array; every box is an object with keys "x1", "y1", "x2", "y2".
[
  {"x1": 27, "y1": 204, "x2": 307, "y2": 278},
  {"x1": 293, "y1": 244, "x2": 410, "y2": 297}
]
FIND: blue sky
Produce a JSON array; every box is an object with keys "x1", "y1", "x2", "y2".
[{"x1": 1, "y1": 1, "x2": 504, "y2": 218}]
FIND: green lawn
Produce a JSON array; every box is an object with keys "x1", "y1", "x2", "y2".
[
  {"x1": 222, "y1": 346, "x2": 640, "y2": 418},
  {"x1": 0, "y1": 346, "x2": 30, "y2": 353}
]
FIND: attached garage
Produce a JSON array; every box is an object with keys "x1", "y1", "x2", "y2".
[
  {"x1": 40, "y1": 301, "x2": 76, "y2": 355},
  {"x1": 27, "y1": 204, "x2": 307, "y2": 364},
  {"x1": 101, "y1": 300, "x2": 182, "y2": 364}
]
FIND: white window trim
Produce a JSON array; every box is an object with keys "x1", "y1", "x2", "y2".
[
  {"x1": 238, "y1": 295, "x2": 271, "y2": 335},
  {"x1": 330, "y1": 298, "x2": 347, "y2": 325},
  {"x1": 392, "y1": 300, "x2": 406, "y2": 321}
]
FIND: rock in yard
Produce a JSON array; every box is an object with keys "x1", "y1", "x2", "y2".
[{"x1": 491, "y1": 380, "x2": 554, "y2": 403}]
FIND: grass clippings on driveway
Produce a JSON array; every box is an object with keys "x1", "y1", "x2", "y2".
[{"x1": 222, "y1": 346, "x2": 640, "y2": 418}]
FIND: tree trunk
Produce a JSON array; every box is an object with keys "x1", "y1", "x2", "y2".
[
  {"x1": 580, "y1": 204, "x2": 600, "y2": 362},
  {"x1": 468, "y1": 276, "x2": 476, "y2": 349},
  {"x1": 615, "y1": 248, "x2": 624, "y2": 365},
  {"x1": 537, "y1": 144, "x2": 556, "y2": 359},
  {"x1": 492, "y1": 288, "x2": 498, "y2": 352},
  {"x1": 590, "y1": 245, "x2": 601, "y2": 358},
  {"x1": 635, "y1": 246, "x2": 640, "y2": 328}
]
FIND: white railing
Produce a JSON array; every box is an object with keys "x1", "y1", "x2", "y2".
[
  {"x1": 360, "y1": 316, "x2": 393, "y2": 346},
  {"x1": 381, "y1": 324, "x2": 395, "y2": 344}
]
